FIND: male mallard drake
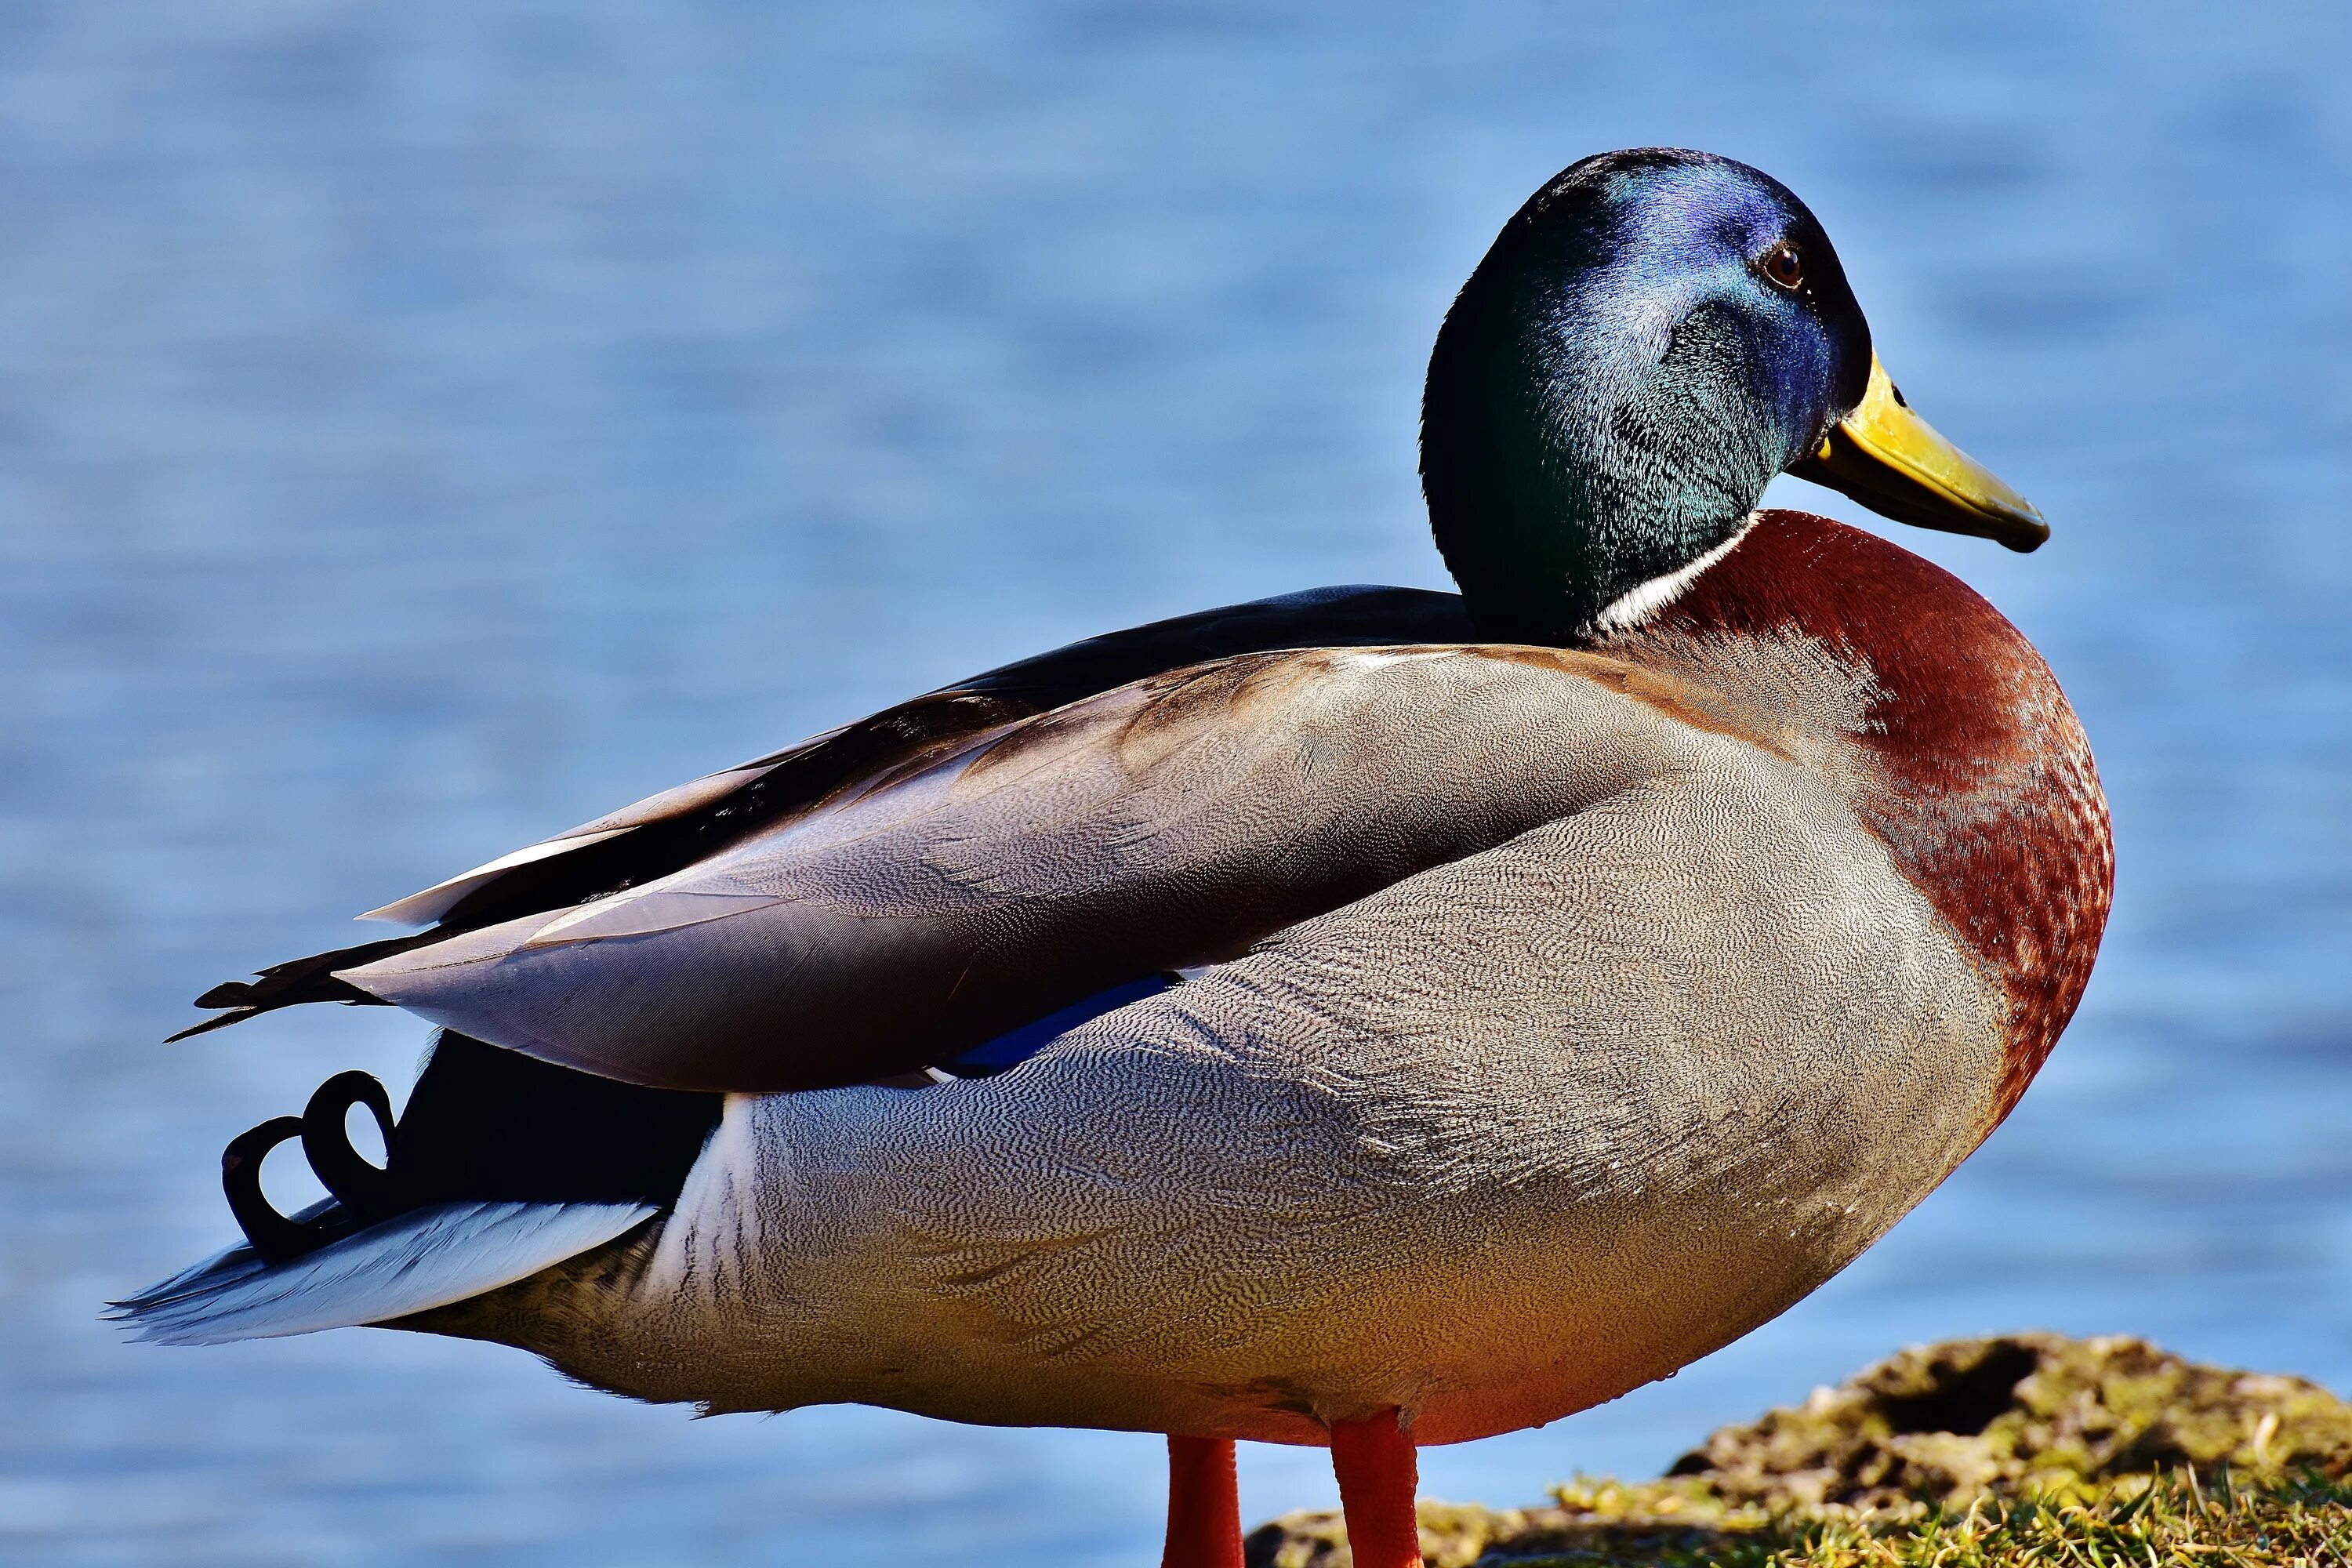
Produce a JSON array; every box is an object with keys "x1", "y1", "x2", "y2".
[{"x1": 116, "y1": 149, "x2": 2111, "y2": 1568}]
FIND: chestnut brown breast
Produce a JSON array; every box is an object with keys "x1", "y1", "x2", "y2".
[{"x1": 1598, "y1": 510, "x2": 2114, "y2": 1126}]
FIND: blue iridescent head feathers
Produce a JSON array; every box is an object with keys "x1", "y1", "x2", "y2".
[{"x1": 1421, "y1": 149, "x2": 1874, "y2": 643}]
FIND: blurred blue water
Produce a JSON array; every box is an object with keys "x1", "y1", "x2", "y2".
[{"x1": 2, "y1": 3, "x2": 2347, "y2": 1564}]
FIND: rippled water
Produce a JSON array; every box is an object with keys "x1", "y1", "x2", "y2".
[{"x1": 3, "y1": 4, "x2": 2348, "y2": 1564}]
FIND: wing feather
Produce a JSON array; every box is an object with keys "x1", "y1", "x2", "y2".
[
  {"x1": 339, "y1": 644, "x2": 1711, "y2": 1091},
  {"x1": 174, "y1": 586, "x2": 1472, "y2": 1035}
]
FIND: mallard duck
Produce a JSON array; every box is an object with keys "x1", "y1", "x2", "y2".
[{"x1": 114, "y1": 148, "x2": 2112, "y2": 1568}]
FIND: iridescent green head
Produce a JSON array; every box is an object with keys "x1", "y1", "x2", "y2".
[{"x1": 1421, "y1": 148, "x2": 2045, "y2": 644}]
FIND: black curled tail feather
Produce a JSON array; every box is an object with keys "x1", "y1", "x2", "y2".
[
  {"x1": 303, "y1": 1071, "x2": 398, "y2": 1219},
  {"x1": 220, "y1": 1033, "x2": 723, "y2": 1263},
  {"x1": 220, "y1": 1117, "x2": 323, "y2": 1261}
]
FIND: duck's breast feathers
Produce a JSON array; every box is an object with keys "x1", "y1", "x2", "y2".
[
  {"x1": 336, "y1": 640, "x2": 1788, "y2": 1093},
  {"x1": 1601, "y1": 508, "x2": 2114, "y2": 1120}
]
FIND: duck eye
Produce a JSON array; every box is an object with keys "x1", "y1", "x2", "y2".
[{"x1": 1760, "y1": 241, "x2": 1804, "y2": 291}]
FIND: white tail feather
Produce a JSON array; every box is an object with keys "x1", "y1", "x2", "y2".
[{"x1": 108, "y1": 1201, "x2": 655, "y2": 1346}]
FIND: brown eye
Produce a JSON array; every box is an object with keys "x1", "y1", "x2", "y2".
[{"x1": 1760, "y1": 241, "x2": 1803, "y2": 291}]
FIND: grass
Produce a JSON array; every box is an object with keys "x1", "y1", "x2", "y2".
[
  {"x1": 1252, "y1": 1470, "x2": 2352, "y2": 1566},
  {"x1": 1508, "y1": 1469, "x2": 2351, "y2": 1567},
  {"x1": 1244, "y1": 1335, "x2": 2352, "y2": 1567}
]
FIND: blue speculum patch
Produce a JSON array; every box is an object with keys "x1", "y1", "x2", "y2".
[{"x1": 949, "y1": 974, "x2": 1178, "y2": 1074}]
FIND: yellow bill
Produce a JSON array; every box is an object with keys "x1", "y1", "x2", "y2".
[{"x1": 1788, "y1": 354, "x2": 2049, "y2": 553}]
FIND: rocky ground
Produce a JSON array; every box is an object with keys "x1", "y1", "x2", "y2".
[{"x1": 1246, "y1": 1334, "x2": 2352, "y2": 1566}]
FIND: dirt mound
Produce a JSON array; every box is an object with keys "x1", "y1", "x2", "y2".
[
  {"x1": 1245, "y1": 1334, "x2": 2352, "y2": 1568},
  {"x1": 1668, "y1": 1330, "x2": 2352, "y2": 1510}
]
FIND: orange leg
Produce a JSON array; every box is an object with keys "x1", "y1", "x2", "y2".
[
  {"x1": 1329, "y1": 1410, "x2": 1423, "y2": 1568},
  {"x1": 1162, "y1": 1435, "x2": 1243, "y2": 1568}
]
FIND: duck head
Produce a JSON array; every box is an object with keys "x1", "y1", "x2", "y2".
[{"x1": 1421, "y1": 147, "x2": 2047, "y2": 644}]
